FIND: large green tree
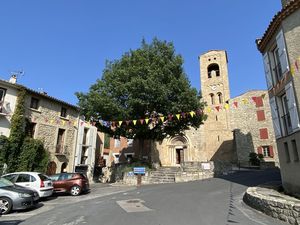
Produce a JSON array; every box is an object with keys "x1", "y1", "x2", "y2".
[{"x1": 76, "y1": 38, "x2": 206, "y2": 141}]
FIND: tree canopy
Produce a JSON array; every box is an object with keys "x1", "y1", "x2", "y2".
[{"x1": 76, "y1": 38, "x2": 206, "y2": 141}]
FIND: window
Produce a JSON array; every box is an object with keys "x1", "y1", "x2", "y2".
[
  {"x1": 0, "y1": 88, "x2": 6, "y2": 102},
  {"x1": 25, "y1": 122, "x2": 36, "y2": 138},
  {"x1": 113, "y1": 153, "x2": 120, "y2": 164},
  {"x1": 255, "y1": 96, "x2": 264, "y2": 107},
  {"x1": 210, "y1": 93, "x2": 215, "y2": 105},
  {"x1": 61, "y1": 107, "x2": 67, "y2": 118},
  {"x1": 207, "y1": 63, "x2": 220, "y2": 78},
  {"x1": 127, "y1": 139, "x2": 133, "y2": 147},
  {"x1": 16, "y1": 174, "x2": 30, "y2": 183},
  {"x1": 291, "y1": 140, "x2": 299, "y2": 162},
  {"x1": 280, "y1": 93, "x2": 292, "y2": 134},
  {"x1": 82, "y1": 128, "x2": 88, "y2": 145},
  {"x1": 80, "y1": 146, "x2": 88, "y2": 164},
  {"x1": 256, "y1": 110, "x2": 265, "y2": 121},
  {"x1": 259, "y1": 128, "x2": 269, "y2": 139},
  {"x1": 262, "y1": 146, "x2": 274, "y2": 158},
  {"x1": 284, "y1": 142, "x2": 290, "y2": 163},
  {"x1": 263, "y1": 30, "x2": 289, "y2": 89},
  {"x1": 30, "y1": 97, "x2": 39, "y2": 109},
  {"x1": 114, "y1": 138, "x2": 120, "y2": 148},
  {"x1": 104, "y1": 133, "x2": 110, "y2": 148},
  {"x1": 56, "y1": 129, "x2": 65, "y2": 153},
  {"x1": 217, "y1": 92, "x2": 222, "y2": 104}
]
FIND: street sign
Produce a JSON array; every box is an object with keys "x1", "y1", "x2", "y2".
[{"x1": 133, "y1": 167, "x2": 146, "y2": 175}]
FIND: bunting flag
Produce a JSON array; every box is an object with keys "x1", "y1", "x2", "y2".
[
  {"x1": 181, "y1": 112, "x2": 186, "y2": 118},
  {"x1": 206, "y1": 107, "x2": 212, "y2": 113},
  {"x1": 261, "y1": 94, "x2": 266, "y2": 99},
  {"x1": 80, "y1": 121, "x2": 84, "y2": 126},
  {"x1": 73, "y1": 121, "x2": 77, "y2": 126},
  {"x1": 168, "y1": 114, "x2": 173, "y2": 121},
  {"x1": 242, "y1": 98, "x2": 249, "y2": 104},
  {"x1": 145, "y1": 118, "x2": 149, "y2": 124},
  {"x1": 233, "y1": 101, "x2": 238, "y2": 108},
  {"x1": 190, "y1": 111, "x2": 195, "y2": 117},
  {"x1": 126, "y1": 120, "x2": 130, "y2": 125},
  {"x1": 160, "y1": 116, "x2": 165, "y2": 122},
  {"x1": 215, "y1": 106, "x2": 220, "y2": 112},
  {"x1": 133, "y1": 120, "x2": 137, "y2": 125},
  {"x1": 50, "y1": 119, "x2": 54, "y2": 124},
  {"x1": 224, "y1": 103, "x2": 229, "y2": 110},
  {"x1": 118, "y1": 121, "x2": 123, "y2": 126},
  {"x1": 140, "y1": 119, "x2": 144, "y2": 125},
  {"x1": 176, "y1": 114, "x2": 180, "y2": 120},
  {"x1": 62, "y1": 120, "x2": 66, "y2": 126}
]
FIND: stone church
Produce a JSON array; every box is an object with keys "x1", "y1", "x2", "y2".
[{"x1": 150, "y1": 50, "x2": 278, "y2": 169}]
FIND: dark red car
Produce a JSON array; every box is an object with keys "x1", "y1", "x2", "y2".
[{"x1": 49, "y1": 173, "x2": 89, "y2": 196}]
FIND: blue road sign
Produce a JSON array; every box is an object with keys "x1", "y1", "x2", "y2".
[{"x1": 133, "y1": 167, "x2": 146, "y2": 175}]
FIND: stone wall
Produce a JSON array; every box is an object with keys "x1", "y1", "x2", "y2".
[{"x1": 244, "y1": 187, "x2": 300, "y2": 224}]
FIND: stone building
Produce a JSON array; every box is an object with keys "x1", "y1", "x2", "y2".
[
  {"x1": 150, "y1": 50, "x2": 278, "y2": 170},
  {"x1": 256, "y1": 0, "x2": 300, "y2": 197},
  {"x1": 229, "y1": 90, "x2": 278, "y2": 166},
  {"x1": 0, "y1": 76, "x2": 80, "y2": 174}
]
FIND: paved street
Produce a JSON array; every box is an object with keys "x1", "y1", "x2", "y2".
[{"x1": 0, "y1": 169, "x2": 287, "y2": 225}]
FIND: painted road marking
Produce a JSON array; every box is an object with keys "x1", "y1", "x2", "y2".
[{"x1": 116, "y1": 199, "x2": 152, "y2": 213}]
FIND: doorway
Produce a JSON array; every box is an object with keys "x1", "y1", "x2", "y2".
[{"x1": 176, "y1": 148, "x2": 184, "y2": 164}]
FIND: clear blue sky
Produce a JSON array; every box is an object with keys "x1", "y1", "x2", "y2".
[{"x1": 0, "y1": 0, "x2": 281, "y2": 105}]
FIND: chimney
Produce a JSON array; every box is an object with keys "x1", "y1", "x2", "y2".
[{"x1": 9, "y1": 75, "x2": 17, "y2": 84}]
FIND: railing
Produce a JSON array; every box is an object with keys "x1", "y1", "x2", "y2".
[
  {"x1": 54, "y1": 145, "x2": 70, "y2": 156},
  {"x1": 281, "y1": 113, "x2": 293, "y2": 135}
]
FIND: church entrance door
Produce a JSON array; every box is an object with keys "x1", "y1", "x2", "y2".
[{"x1": 176, "y1": 148, "x2": 184, "y2": 164}]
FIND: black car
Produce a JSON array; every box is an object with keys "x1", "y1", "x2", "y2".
[{"x1": 0, "y1": 177, "x2": 39, "y2": 214}]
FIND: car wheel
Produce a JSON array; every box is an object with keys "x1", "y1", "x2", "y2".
[
  {"x1": 70, "y1": 185, "x2": 81, "y2": 196},
  {"x1": 0, "y1": 197, "x2": 12, "y2": 215}
]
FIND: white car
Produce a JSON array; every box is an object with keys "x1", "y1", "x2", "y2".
[{"x1": 2, "y1": 172, "x2": 53, "y2": 198}]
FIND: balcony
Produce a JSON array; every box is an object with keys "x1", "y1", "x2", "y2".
[
  {"x1": 54, "y1": 145, "x2": 70, "y2": 156},
  {"x1": 273, "y1": 63, "x2": 283, "y2": 83}
]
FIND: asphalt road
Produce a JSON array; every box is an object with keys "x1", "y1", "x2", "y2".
[{"x1": 0, "y1": 169, "x2": 287, "y2": 225}]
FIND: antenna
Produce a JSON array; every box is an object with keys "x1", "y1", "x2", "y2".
[{"x1": 10, "y1": 69, "x2": 25, "y2": 79}]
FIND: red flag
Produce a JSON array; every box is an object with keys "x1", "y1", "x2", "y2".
[
  {"x1": 126, "y1": 120, "x2": 130, "y2": 125},
  {"x1": 140, "y1": 119, "x2": 144, "y2": 124},
  {"x1": 295, "y1": 61, "x2": 299, "y2": 71},
  {"x1": 233, "y1": 102, "x2": 238, "y2": 108},
  {"x1": 251, "y1": 97, "x2": 257, "y2": 104},
  {"x1": 215, "y1": 106, "x2": 220, "y2": 112}
]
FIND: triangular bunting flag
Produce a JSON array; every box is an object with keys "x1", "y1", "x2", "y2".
[
  {"x1": 261, "y1": 94, "x2": 266, "y2": 99},
  {"x1": 126, "y1": 120, "x2": 130, "y2": 125},
  {"x1": 190, "y1": 111, "x2": 195, "y2": 117},
  {"x1": 160, "y1": 116, "x2": 165, "y2": 122},
  {"x1": 62, "y1": 120, "x2": 66, "y2": 126},
  {"x1": 233, "y1": 102, "x2": 238, "y2": 108},
  {"x1": 145, "y1": 118, "x2": 149, "y2": 124},
  {"x1": 133, "y1": 120, "x2": 137, "y2": 125},
  {"x1": 140, "y1": 119, "x2": 144, "y2": 124},
  {"x1": 242, "y1": 99, "x2": 248, "y2": 104},
  {"x1": 176, "y1": 114, "x2": 180, "y2": 120},
  {"x1": 215, "y1": 106, "x2": 220, "y2": 112},
  {"x1": 118, "y1": 121, "x2": 123, "y2": 126},
  {"x1": 224, "y1": 103, "x2": 229, "y2": 110},
  {"x1": 206, "y1": 107, "x2": 212, "y2": 113}
]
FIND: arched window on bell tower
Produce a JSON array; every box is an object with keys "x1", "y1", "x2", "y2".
[
  {"x1": 207, "y1": 63, "x2": 220, "y2": 78},
  {"x1": 217, "y1": 92, "x2": 223, "y2": 104},
  {"x1": 210, "y1": 93, "x2": 215, "y2": 105}
]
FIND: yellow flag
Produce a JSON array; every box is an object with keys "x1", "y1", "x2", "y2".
[
  {"x1": 73, "y1": 121, "x2": 77, "y2": 126},
  {"x1": 291, "y1": 65, "x2": 295, "y2": 76},
  {"x1": 145, "y1": 118, "x2": 149, "y2": 124},
  {"x1": 176, "y1": 114, "x2": 180, "y2": 120},
  {"x1": 50, "y1": 119, "x2": 54, "y2": 124},
  {"x1": 189, "y1": 111, "x2": 195, "y2": 117},
  {"x1": 224, "y1": 103, "x2": 229, "y2": 110},
  {"x1": 62, "y1": 120, "x2": 66, "y2": 126},
  {"x1": 242, "y1": 98, "x2": 248, "y2": 104},
  {"x1": 160, "y1": 116, "x2": 165, "y2": 122},
  {"x1": 133, "y1": 120, "x2": 137, "y2": 125},
  {"x1": 206, "y1": 107, "x2": 211, "y2": 113},
  {"x1": 118, "y1": 121, "x2": 123, "y2": 126}
]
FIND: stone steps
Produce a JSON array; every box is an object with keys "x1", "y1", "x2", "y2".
[{"x1": 148, "y1": 167, "x2": 180, "y2": 184}]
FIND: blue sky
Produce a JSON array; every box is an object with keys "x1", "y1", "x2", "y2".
[{"x1": 0, "y1": 0, "x2": 281, "y2": 105}]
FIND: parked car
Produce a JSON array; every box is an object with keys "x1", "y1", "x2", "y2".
[
  {"x1": 49, "y1": 173, "x2": 89, "y2": 196},
  {"x1": 0, "y1": 177, "x2": 39, "y2": 214},
  {"x1": 2, "y1": 172, "x2": 53, "y2": 198}
]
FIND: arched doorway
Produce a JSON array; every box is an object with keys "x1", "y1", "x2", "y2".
[
  {"x1": 61, "y1": 162, "x2": 68, "y2": 173},
  {"x1": 169, "y1": 136, "x2": 189, "y2": 166},
  {"x1": 46, "y1": 161, "x2": 57, "y2": 175}
]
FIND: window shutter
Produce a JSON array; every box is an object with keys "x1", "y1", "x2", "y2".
[
  {"x1": 270, "y1": 97, "x2": 282, "y2": 138},
  {"x1": 269, "y1": 146, "x2": 274, "y2": 158},
  {"x1": 257, "y1": 147, "x2": 263, "y2": 155},
  {"x1": 263, "y1": 53, "x2": 273, "y2": 90},
  {"x1": 276, "y1": 30, "x2": 289, "y2": 74},
  {"x1": 285, "y1": 82, "x2": 300, "y2": 131}
]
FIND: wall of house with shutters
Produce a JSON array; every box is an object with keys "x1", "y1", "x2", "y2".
[{"x1": 229, "y1": 90, "x2": 278, "y2": 165}]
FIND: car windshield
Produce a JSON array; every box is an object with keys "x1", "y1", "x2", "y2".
[{"x1": 0, "y1": 177, "x2": 14, "y2": 187}]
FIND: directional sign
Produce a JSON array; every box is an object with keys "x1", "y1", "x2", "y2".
[{"x1": 133, "y1": 167, "x2": 146, "y2": 175}]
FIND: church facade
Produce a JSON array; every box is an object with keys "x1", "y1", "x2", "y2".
[{"x1": 151, "y1": 50, "x2": 278, "y2": 169}]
